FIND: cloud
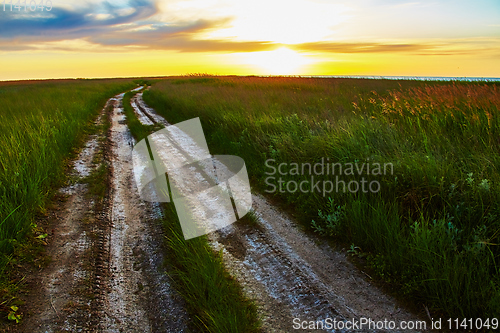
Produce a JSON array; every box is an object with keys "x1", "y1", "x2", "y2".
[
  {"x1": 291, "y1": 41, "x2": 433, "y2": 54},
  {"x1": 0, "y1": 1, "x2": 279, "y2": 53},
  {"x1": 3, "y1": 0, "x2": 495, "y2": 56},
  {"x1": 87, "y1": 18, "x2": 278, "y2": 52},
  {"x1": 289, "y1": 38, "x2": 500, "y2": 58},
  {"x1": 0, "y1": 0, "x2": 157, "y2": 38}
]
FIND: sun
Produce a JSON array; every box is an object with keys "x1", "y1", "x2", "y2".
[{"x1": 240, "y1": 48, "x2": 313, "y2": 75}]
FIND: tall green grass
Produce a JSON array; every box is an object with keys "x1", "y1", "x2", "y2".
[
  {"x1": 144, "y1": 76, "x2": 500, "y2": 318},
  {"x1": 162, "y1": 205, "x2": 261, "y2": 333},
  {"x1": 0, "y1": 79, "x2": 135, "y2": 274}
]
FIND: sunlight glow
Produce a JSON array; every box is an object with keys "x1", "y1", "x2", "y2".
[
  {"x1": 239, "y1": 47, "x2": 314, "y2": 75},
  {"x1": 207, "y1": 0, "x2": 351, "y2": 44},
  {"x1": 1, "y1": 0, "x2": 499, "y2": 80}
]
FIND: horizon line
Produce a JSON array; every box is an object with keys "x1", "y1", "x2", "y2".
[{"x1": 2, "y1": 74, "x2": 500, "y2": 83}]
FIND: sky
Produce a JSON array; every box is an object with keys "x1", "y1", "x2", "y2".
[{"x1": 0, "y1": 0, "x2": 499, "y2": 80}]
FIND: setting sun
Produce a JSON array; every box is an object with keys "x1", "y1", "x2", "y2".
[{"x1": 238, "y1": 47, "x2": 314, "y2": 75}]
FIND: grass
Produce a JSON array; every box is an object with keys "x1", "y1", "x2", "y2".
[
  {"x1": 163, "y1": 205, "x2": 261, "y2": 333},
  {"x1": 80, "y1": 101, "x2": 114, "y2": 208},
  {"x1": 0, "y1": 78, "x2": 135, "y2": 319},
  {"x1": 143, "y1": 76, "x2": 500, "y2": 319},
  {"x1": 122, "y1": 89, "x2": 261, "y2": 332},
  {"x1": 122, "y1": 91, "x2": 161, "y2": 141}
]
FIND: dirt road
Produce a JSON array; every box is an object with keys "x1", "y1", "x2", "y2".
[{"x1": 15, "y1": 89, "x2": 426, "y2": 332}]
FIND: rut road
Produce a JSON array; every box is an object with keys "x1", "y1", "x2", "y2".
[{"x1": 15, "y1": 89, "x2": 426, "y2": 333}]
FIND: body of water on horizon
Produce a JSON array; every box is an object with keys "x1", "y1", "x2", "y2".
[{"x1": 301, "y1": 75, "x2": 500, "y2": 82}]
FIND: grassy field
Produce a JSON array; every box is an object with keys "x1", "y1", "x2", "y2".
[
  {"x1": 144, "y1": 76, "x2": 500, "y2": 318},
  {"x1": 0, "y1": 79, "x2": 135, "y2": 304}
]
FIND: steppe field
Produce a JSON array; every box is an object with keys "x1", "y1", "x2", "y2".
[{"x1": 0, "y1": 76, "x2": 499, "y2": 332}]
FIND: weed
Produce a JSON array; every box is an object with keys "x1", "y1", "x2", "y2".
[
  {"x1": 347, "y1": 244, "x2": 362, "y2": 256},
  {"x1": 311, "y1": 198, "x2": 345, "y2": 236},
  {"x1": 7, "y1": 305, "x2": 21, "y2": 323}
]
